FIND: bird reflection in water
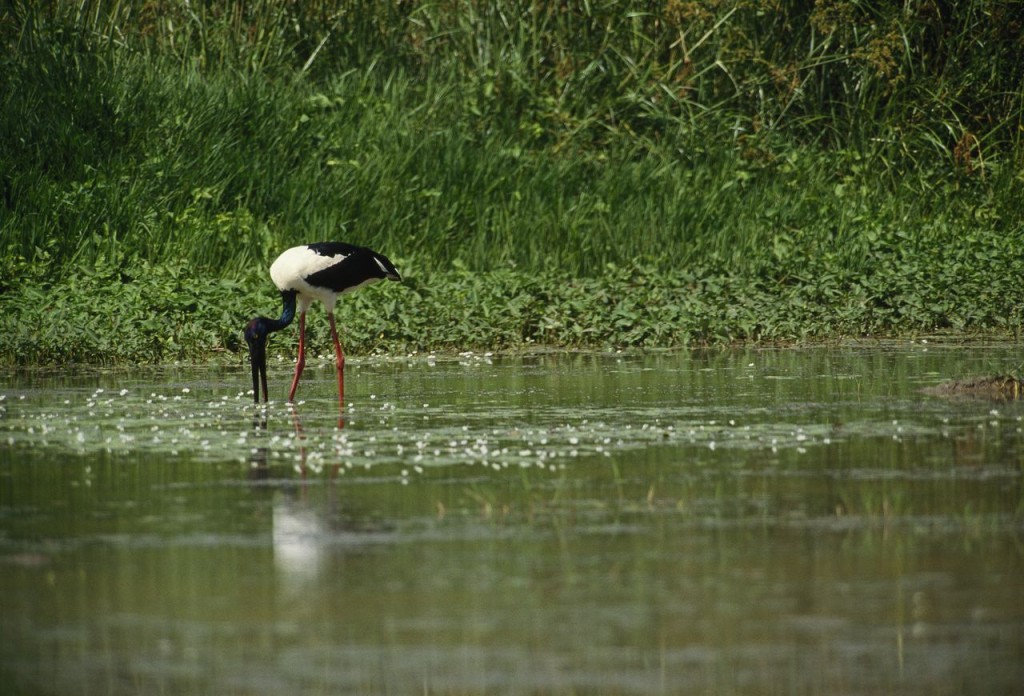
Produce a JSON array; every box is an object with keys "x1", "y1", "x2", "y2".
[
  {"x1": 244, "y1": 405, "x2": 383, "y2": 603},
  {"x1": 244, "y1": 407, "x2": 329, "y2": 599},
  {"x1": 247, "y1": 406, "x2": 304, "y2": 479},
  {"x1": 246, "y1": 404, "x2": 345, "y2": 481}
]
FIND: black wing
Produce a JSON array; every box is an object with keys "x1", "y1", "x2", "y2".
[{"x1": 304, "y1": 242, "x2": 400, "y2": 291}]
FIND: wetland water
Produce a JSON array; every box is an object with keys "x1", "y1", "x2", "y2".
[{"x1": 1, "y1": 345, "x2": 1022, "y2": 695}]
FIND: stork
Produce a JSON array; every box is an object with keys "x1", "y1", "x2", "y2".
[{"x1": 244, "y1": 242, "x2": 401, "y2": 407}]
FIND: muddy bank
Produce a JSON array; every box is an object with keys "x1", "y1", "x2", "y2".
[{"x1": 922, "y1": 375, "x2": 1024, "y2": 400}]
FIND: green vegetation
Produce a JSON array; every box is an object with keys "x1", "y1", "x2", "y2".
[{"x1": 1, "y1": 1, "x2": 1023, "y2": 364}]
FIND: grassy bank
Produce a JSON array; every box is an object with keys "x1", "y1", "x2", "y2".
[
  {"x1": 3, "y1": 238, "x2": 1022, "y2": 366},
  {"x1": 1, "y1": 1, "x2": 1023, "y2": 365}
]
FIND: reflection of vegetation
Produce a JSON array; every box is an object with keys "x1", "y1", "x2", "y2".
[{"x1": 2, "y1": 2, "x2": 1023, "y2": 364}]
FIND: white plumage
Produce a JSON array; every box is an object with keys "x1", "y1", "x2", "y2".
[{"x1": 270, "y1": 246, "x2": 387, "y2": 312}]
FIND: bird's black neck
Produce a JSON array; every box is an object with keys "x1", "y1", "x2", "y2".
[{"x1": 264, "y1": 290, "x2": 297, "y2": 333}]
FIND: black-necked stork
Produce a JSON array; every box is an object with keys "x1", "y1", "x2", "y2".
[{"x1": 244, "y1": 242, "x2": 401, "y2": 406}]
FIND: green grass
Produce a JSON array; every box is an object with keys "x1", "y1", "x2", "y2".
[{"x1": 1, "y1": 1, "x2": 1023, "y2": 364}]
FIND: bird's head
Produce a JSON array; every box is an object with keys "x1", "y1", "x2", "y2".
[{"x1": 244, "y1": 317, "x2": 271, "y2": 404}]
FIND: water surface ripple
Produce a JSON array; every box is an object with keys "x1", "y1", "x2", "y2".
[{"x1": 1, "y1": 345, "x2": 1022, "y2": 695}]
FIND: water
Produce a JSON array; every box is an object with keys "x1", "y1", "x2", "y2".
[{"x1": 1, "y1": 344, "x2": 1022, "y2": 695}]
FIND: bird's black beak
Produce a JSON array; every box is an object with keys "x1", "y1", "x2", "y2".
[
  {"x1": 249, "y1": 340, "x2": 267, "y2": 404},
  {"x1": 245, "y1": 320, "x2": 269, "y2": 404}
]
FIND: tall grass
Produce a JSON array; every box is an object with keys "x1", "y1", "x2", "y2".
[{"x1": 1, "y1": 2, "x2": 1022, "y2": 286}]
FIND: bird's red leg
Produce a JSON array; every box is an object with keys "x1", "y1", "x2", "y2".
[
  {"x1": 327, "y1": 312, "x2": 345, "y2": 410},
  {"x1": 287, "y1": 311, "x2": 306, "y2": 402}
]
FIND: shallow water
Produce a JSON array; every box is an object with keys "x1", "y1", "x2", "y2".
[{"x1": 1, "y1": 344, "x2": 1022, "y2": 695}]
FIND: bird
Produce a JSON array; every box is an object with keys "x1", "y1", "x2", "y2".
[{"x1": 244, "y1": 242, "x2": 401, "y2": 407}]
